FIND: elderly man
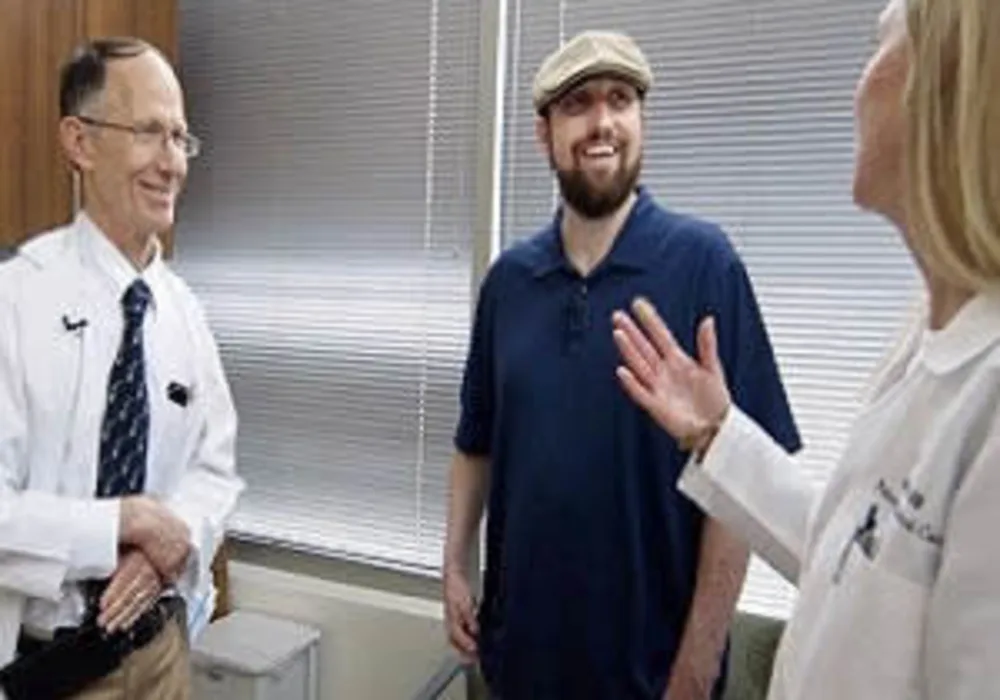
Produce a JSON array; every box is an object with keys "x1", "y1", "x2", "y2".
[
  {"x1": 443, "y1": 31, "x2": 800, "y2": 699},
  {"x1": 0, "y1": 38, "x2": 243, "y2": 699}
]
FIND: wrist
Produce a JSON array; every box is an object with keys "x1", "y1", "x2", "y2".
[
  {"x1": 443, "y1": 553, "x2": 469, "y2": 578},
  {"x1": 669, "y1": 646, "x2": 719, "y2": 696},
  {"x1": 680, "y1": 404, "x2": 730, "y2": 463},
  {"x1": 119, "y1": 496, "x2": 150, "y2": 546},
  {"x1": 690, "y1": 424, "x2": 721, "y2": 464}
]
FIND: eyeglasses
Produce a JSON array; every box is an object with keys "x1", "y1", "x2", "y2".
[{"x1": 76, "y1": 115, "x2": 202, "y2": 159}]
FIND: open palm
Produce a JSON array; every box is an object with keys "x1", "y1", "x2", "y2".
[{"x1": 612, "y1": 298, "x2": 731, "y2": 446}]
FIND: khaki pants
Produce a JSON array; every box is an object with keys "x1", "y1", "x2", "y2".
[{"x1": 70, "y1": 619, "x2": 191, "y2": 700}]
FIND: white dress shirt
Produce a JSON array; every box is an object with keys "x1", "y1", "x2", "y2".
[
  {"x1": 680, "y1": 288, "x2": 1000, "y2": 699},
  {"x1": 0, "y1": 213, "x2": 244, "y2": 656}
]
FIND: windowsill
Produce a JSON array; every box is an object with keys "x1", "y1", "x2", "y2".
[{"x1": 228, "y1": 535, "x2": 444, "y2": 602}]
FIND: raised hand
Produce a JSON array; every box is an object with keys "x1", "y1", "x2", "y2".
[{"x1": 612, "y1": 297, "x2": 731, "y2": 450}]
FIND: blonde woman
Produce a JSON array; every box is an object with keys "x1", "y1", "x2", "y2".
[{"x1": 611, "y1": 0, "x2": 1000, "y2": 697}]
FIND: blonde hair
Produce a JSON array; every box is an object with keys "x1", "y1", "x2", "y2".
[{"x1": 904, "y1": 0, "x2": 1000, "y2": 291}]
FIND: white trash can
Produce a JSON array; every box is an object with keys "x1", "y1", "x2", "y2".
[{"x1": 190, "y1": 610, "x2": 320, "y2": 700}]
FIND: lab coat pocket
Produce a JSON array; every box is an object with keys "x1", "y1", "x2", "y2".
[
  {"x1": 168, "y1": 384, "x2": 203, "y2": 462},
  {"x1": 825, "y1": 495, "x2": 938, "y2": 698},
  {"x1": 876, "y1": 511, "x2": 942, "y2": 589},
  {"x1": 863, "y1": 475, "x2": 945, "y2": 589},
  {"x1": 147, "y1": 378, "x2": 203, "y2": 494},
  {"x1": 824, "y1": 539, "x2": 930, "y2": 699}
]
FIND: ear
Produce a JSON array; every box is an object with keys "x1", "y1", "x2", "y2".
[
  {"x1": 59, "y1": 116, "x2": 95, "y2": 172},
  {"x1": 534, "y1": 113, "x2": 551, "y2": 158}
]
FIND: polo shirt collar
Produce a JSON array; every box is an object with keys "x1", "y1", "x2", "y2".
[{"x1": 528, "y1": 186, "x2": 658, "y2": 278}]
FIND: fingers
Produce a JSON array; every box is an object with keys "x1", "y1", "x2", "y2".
[
  {"x1": 612, "y1": 329, "x2": 657, "y2": 389},
  {"x1": 99, "y1": 551, "x2": 162, "y2": 633},
  {"x1": 104, "y1": 583, "x2": 156, "y2": 634},
  {"x1": 697, "y1": 316, "x2": 724, "y2": 380},
  {"x1": 631, "y1": 297, "x2": 684, "y2": 364},
  {"x1": 446, "y1": 598, "x2": 479, "y2": 661},
  {"x1": 99, "y1": 571, "x2": 158, "y2": 633},
  {"x1": 98, "y1": 565, "x2": 138, "y2": 630},
  {"x1": 624, "y1": 298, "x2": 719, "y2": 381},
  {"x1": 615, "y1": 366, "x2": 658, "y2": 415},
  {"x1": 612, "y1": 311, "x2": 661, "y2": 383},
  {"x1": 461, "y1": 600, "x2": 480, "y2": 637},
  {"x1": 99, "y1": 555, "x2": 135, "y2": 613},
  {"x1": 448, "y1": 620, "x2": 478, "y2": 660}
]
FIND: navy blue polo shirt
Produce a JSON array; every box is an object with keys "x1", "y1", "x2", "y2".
[{"x1": 455, "y1": 187, "x2": 800, "y2": 700}]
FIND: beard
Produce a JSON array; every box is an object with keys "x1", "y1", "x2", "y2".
[{"x1": 552, "y1": 149, "x2": 642, "y2": 220}]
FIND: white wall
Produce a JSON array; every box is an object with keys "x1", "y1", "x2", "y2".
[{"x1": 226, "y1": 560, "x2": 467, "y2": 700}]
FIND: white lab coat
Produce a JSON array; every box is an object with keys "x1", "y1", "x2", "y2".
[
  {"x1": 0, "y1": 215, "x2": 245, "y2": 665},
  {"x1": 680, "y1": 287, "x2": 1000, "y2": 699}
]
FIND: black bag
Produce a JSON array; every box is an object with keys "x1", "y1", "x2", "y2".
[
  {"x1": 0, "y1": 596, "x2": 185, "y2": 700},
  {"x1": 0, "y1": 622, "x2": 124, "y2": 700}
]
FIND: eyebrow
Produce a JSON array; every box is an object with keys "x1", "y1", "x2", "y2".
[
  {"x1": 569, "y1": 80, "x2": 636, "y2": 95},
  {"x1": 133, "y1": 116, "x2": 189, "y2": 130}
]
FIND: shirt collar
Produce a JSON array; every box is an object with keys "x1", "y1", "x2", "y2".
[
  {"x1": 528, "y1": 186, "x2": 658, "y2": 278},
  {"x1": 75, "y1": 210, "x2": 167, "y2": 311},
  {"x1": 922, "y1": 286, "x2": 1000, "y2": 375}
]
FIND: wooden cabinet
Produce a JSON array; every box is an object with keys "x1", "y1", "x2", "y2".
[{"x1": 0, "y1": 0, "x2": 177, "y2": 251}]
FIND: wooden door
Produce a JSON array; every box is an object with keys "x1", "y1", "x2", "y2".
[
  {"x1": 0, "y1": 0, "x2": 178, "y2": 251},
  {"x1": 0, "y1": 0, "x2": 80, "y2": 249},
  {"x1": 0, "y1": 0, "x2": 28, "y2": 250}
]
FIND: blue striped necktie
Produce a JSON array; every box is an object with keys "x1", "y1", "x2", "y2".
[{"x1": 96, "y1": 279, "x2": 152, "y2": 498}]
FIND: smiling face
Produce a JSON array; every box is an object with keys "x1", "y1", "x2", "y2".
[
  {"x1": 537, "y1": 76, "x2": 644, "y2": 219},
  {"x1": 63, "y1": 49, "x2": 189, "y2": 244}
]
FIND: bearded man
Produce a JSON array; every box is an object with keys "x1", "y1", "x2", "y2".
[{"x1": 442, "y1": 31, "x2": 801, "y2": 700}]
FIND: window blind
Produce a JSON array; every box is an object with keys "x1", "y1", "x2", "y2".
[
  {"x1": 174, "y1": 0, "x2": 483, "y2": 574},
  {"x1": 500, "y1": 0, "x2": 920, "y2": 617}
]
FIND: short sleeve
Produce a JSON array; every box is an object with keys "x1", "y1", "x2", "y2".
[
  {"x1": 453, "y1": 265, "x2": 498, "y2": 456},
  {"x1": 700, "y1": 237, "x2": 801, "y2": 454}
]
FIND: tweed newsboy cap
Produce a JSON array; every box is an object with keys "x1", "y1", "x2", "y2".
[{"x1": 532, "y1": 30, "x2": 653, "y2": 112}]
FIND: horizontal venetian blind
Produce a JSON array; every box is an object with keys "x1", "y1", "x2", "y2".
[
  {"x1": 501, "y1": 0, "x2": 919, "y2": 617},
  {"x1": 173, "y1": 0, "x2": 481, "y2": 573}
]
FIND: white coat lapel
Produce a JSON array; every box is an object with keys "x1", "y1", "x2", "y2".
[
  {"x1": 16, "y1": 232, "x2": 88, "y2": 496},
  {"x1": 23, "y1": 228, "x2": 107, "y2": 499},
  {"x1": 60, "y1": 268, "x2": 110, "y2": 499}
]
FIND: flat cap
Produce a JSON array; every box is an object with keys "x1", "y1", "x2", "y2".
[{"x1": 532, "y1": 30, "x2": 653, "y2": 112}]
